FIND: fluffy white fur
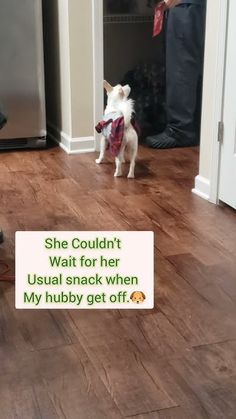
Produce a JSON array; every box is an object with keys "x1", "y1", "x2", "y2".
[{"x1": 96, "y1": 81, "x2": 138, "y2": 179}]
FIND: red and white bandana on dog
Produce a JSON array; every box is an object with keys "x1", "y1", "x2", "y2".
[
  {"x1": 95, "y1": 112, "x2": 140, "y2": 157},
  {"x1": 153, "y1": 1, "x2": 167, "y2": 37}
]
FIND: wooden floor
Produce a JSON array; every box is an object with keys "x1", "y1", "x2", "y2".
[{"x1": 1, "y1": 144, "x2": 236, "y2": 419}]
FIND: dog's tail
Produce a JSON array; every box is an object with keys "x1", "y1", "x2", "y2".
[{"x1": 119, "y1": 99, "x2": 135, "y2": 128}]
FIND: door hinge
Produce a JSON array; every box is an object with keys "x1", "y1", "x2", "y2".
[{"x1": 218, "y1": 121, "x2": 224, "y2": 143}]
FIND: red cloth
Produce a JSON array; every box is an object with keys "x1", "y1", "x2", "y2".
[
  {"x1": 153, "y1": 1, "x2": 167, "y2": 37},
  {"x1": 95, "y1": 119, "x2": 112, "y2": 134},
  {"x1": 95, "y1": 115, "x2": 140, "y2": 157},
  {"x1": 109, "y1": 116, "x2": 124, "y2": 156}
]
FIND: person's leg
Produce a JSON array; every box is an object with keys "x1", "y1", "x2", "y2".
[
  {"x1": 0, "y1": 111, "x2": 7, "y2": 129},
  {"x1": 147, "y1": 4, "x2": 205, "y2": 149},
  {"x1": 166, "y1": 4, "x2": 205, "y2": 142}
]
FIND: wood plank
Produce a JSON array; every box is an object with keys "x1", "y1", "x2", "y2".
[
  {"x1": 136, "y1": 355, "x2": 214, "y2": 419},
  {"x1": 120, "y1": 313, "x2": 189, "y2": 358},
  {"x1": 0, "y1": 385, "x2": 59, "y2": 419},
  {"x1": 0, "y1": 286, "x2": 32, "y2": 351},
  {"x1": 128, "y1": 406, "x2": 192, "y2": 419},
  {"x1": 155, "y1": 252, "x2": 236, "y2": 346},
  {"x1": 72, "y1": 340, "x2": 176, "y2": 417},
  {"x1": 0, "y1": 343, "x2": 123, "y2": 419},
  {"x1": 167, "y1": 253, "x2": 236, "y2": 309}
]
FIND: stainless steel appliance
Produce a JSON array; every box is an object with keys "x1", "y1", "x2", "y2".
[{"x1": 0, "y1": 0, "x2": 46, "y2": 149}]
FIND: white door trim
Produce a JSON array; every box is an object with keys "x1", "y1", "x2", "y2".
[
  {"x1": 208, "y1": 0, "x2": 229, "y2": 203},
  {"x1": 92, "y1": 0, "x2": 104, "y2": 152}
]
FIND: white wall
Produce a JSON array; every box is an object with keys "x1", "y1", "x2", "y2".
[
  {"x1": 68, "y1": 0, "x2": 94, "y2": 139},
  {"x1": 43, "y1": 0, "x2": 71, "y2": 136}
]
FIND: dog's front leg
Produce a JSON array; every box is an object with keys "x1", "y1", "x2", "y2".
[
  {"x1": 120, "y1": 149, "x2": 126, "y2": 163},
  {"x1": 96, "y1": 135, "x2": 106, "y2": 164},
  {"x1": 114, "y1": 155, "x2": 123, "y2": 177}
]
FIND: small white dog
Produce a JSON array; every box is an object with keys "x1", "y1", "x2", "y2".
[{"x1": 95, "y1": 80, "x2": 139, "y2": 178}]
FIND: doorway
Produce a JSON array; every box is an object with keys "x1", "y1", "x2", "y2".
[
  {"x1": 103, "y1": 0, "x2": 165, "y2": 138},
  {"x1": 93, "y1": 0, "x2": 206, "y2": 153}
]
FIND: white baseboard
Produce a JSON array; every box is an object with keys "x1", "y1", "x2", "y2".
[
  {"x1": 48, "y1": 122, "x2": 95, "y2": 154},
  {"x1": 192, "y1": 175, "x2": 210, "y2": 201}
]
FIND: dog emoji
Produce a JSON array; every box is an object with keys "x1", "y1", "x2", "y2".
[{"x1": 130, "y1": 291, "x2": 146, "y2": 304}]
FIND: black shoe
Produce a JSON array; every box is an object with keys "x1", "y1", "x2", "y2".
[{"x1": 146, "y1": 127, "x2": 197, "y2": 149}]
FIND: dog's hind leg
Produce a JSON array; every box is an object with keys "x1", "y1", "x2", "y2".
[
  {"x1": 96, "y1": 135, "x2": 106, "y2": 164},
  {"x1": 127, "y1": 137, "x2": 138, "y2": 179},
  {"x1": 127, "y1": 140, "x2": 138, "y2": 179}
]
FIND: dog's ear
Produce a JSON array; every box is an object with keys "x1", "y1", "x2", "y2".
[
  {"x1": 104, "y1": 80, "x2": 113, "y2": 93},
  {"x1": 122, "y1": 84, "x2": 131, "y2": 98},
  {"x1": 130, "y1": 292, "x2": 135, "y2": 299},
  {"x1": 118, "y1": 87, "x2": 125, "y2": 98},
  {"x1": 141, "y1": 292, "x2": 146, "y2": 300}
]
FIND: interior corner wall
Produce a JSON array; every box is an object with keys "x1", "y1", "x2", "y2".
[
  {"x1": 68, "y1": 0, "x2": 94, "y2": 140},
  {"x1": 193, "y1": 0, "x2": 221, "y2": 200},
  {"x1": 43, "y1": 0, "x2": 94, "y2": 153},
  {"x1": 42, "y1": 0, "x2": 72, "y2": 139}
]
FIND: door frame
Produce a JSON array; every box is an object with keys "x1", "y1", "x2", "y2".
[
  {"x1": 92, "y1": 0, "x2": 229, "y2": 198},
  {"x1": 207, "y1": 0, "x2": 229, "y2": 203},
  {"x1": 92, "y1": 0, "x2": 104, "y2": 152}
]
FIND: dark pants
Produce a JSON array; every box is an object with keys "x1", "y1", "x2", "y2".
[
  {"x1": 0, "y1": 112, "x2": 7, "y2": 129},
  {"x1": 166, "y1": 4, "x2": 206, "y2": 144}
]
